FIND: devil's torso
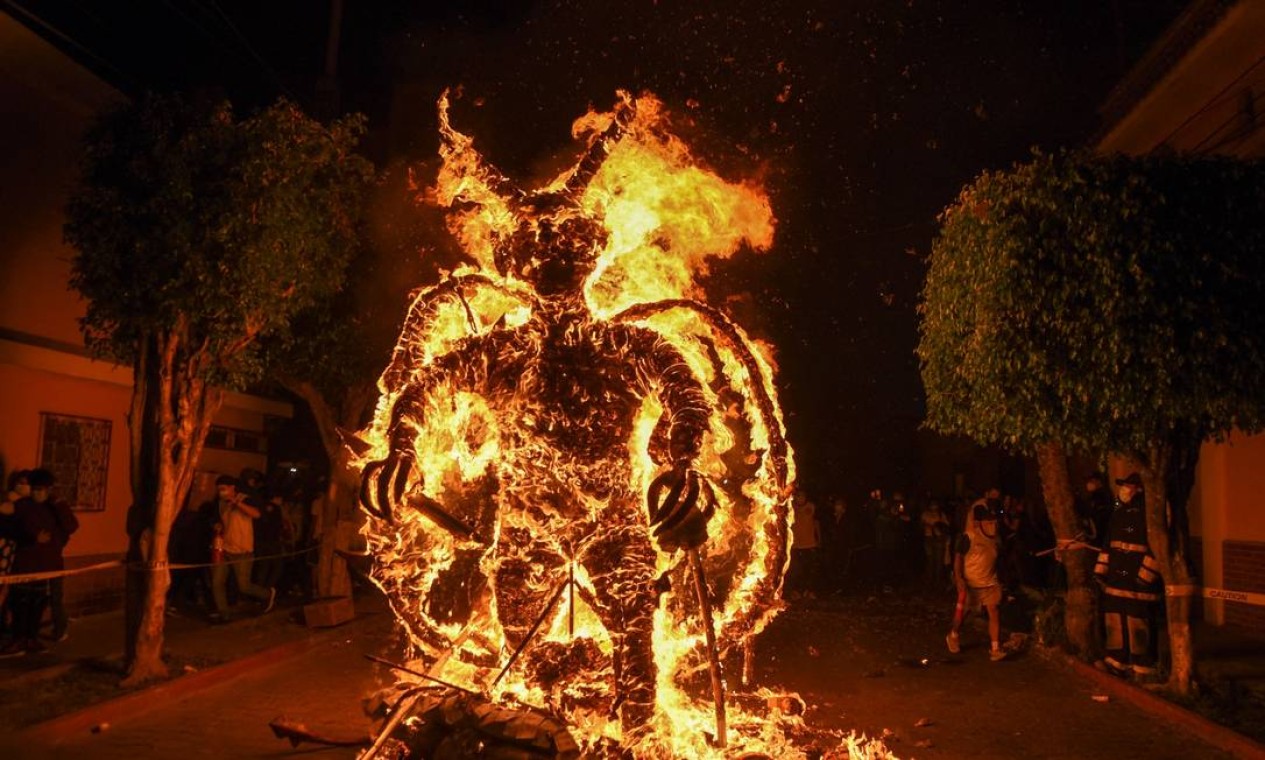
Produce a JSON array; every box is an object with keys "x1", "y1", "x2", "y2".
[
  {"x1": 518, "y1": 319, "x2": 654, "y2": 459},
  {"x1": 406, "y1": 307, "x2": 707, "y2": 526},
  {"x1": 500, "y1": 320, "x2": 651, "y2": 527}
]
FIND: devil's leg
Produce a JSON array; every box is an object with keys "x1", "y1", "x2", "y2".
[
  {"x1": 580, "y1": 519, "x2": 658, "y2": 746},
  {"x1": 492, "y1": 524, "x2": 568, "y2": 649}
]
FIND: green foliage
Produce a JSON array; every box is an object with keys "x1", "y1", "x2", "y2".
[
  {"x1": 65, "y1": 94, "x2": 374, "y2": 388},
  {"x1": 257, "y1": 165, "x2": 447, "y2": 405},
  {"x1": 263, "y1": 290, "x2": 382, "y2": 399},
  {"x1": 918, "y1": 149, "x2": 1265, "y2": 454}
]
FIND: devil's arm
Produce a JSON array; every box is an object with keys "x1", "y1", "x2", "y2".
[
  {"x1": 614, "y1": 298, "x2": 789, "y2": 489},
  {"x1": 629, "y1": 330, "x2": 710, "y2": 465},
  {"x1": 381, "y1": 275, "x2": 530, "y2": 394},
  {"x1": 360, "y1": 331, "x2": 526, "y2": 523},
  {"x1": 620, "y1": 327, "x2": 721, "y2": 552}
]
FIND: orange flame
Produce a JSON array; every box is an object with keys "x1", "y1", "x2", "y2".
[{"x1": 357, "y1": 91, "x2": 892, "y2": 759}]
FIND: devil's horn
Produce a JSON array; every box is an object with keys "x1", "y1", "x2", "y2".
[{"x1": 559, "y1": 92, "x2": 637, "y2": 199}]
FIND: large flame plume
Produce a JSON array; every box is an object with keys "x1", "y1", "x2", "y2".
[{"x1": 355, "y1": 91, "x2": 886, "y2": 759}]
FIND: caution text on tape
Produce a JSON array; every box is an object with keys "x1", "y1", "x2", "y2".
[{"x1": 1167, "y1": 584, "x2": 1265, "y2": 607}]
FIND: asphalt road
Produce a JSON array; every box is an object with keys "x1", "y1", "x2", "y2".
[
  {"x1": 756, "y1": 594, "x2": 1237, "y2": 759},
  {"x1": 4, "y1": 592, "x2": 1240, "y2": 759},
  {"x1": 6, "y1": 613, "x2": 397, "y2": 760}
]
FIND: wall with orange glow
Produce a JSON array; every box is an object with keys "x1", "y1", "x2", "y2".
[
  {"x1": 0, "y1": 13, "x2": 123, "y2": 347},
  {"x1": 0, "y1": 352, "x2": 283, "y2": 556},
  {"x1": 1, "y1": 11, "x2": 131, "y2": 563},
  {"x1": 0, "y1": 361, "x2": 131, "y2": 556},
  {"x1": 1097, "y1": 2, "x2": 1265, "y2": 159},
  {"x1": 1193, "y1": 432, "x2": 1265, "y2": 625},
  {"x1": 1202, "y1": 433, "x2": 1265, "y2": 542}
]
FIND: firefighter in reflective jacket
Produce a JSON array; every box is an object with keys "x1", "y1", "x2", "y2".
[{"x1": 1094, "y1": 472, "x2": 1162, "y2": 678}]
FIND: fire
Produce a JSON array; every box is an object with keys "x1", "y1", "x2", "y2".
[{"x1": 355, "y1": 91, "x2": 890, "y2": 759}]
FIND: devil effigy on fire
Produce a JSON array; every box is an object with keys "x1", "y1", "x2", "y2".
[{"x1": 354, "y1": 90, "x2": 795, "y2": 758}]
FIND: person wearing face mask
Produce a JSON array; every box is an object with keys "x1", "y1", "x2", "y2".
[
  {"x1": 946, "y1": 499, "x2": 1007, "y2": 661},
  {"x1": 0, "y1": 469, "x2": 77, "y2": 657},
  {"x1": 0, "y1": 470, "x2": 32, "y2": 641}
]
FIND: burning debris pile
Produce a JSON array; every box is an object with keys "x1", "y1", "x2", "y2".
[{"x1": 351, "y1": 91, "x2": 884, "y2": 758}]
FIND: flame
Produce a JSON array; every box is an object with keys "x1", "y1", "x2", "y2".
[
  {"x1": 357, "y1": 91, "x2": 891, "y2": 759},
  {"x1": 575, "y1": 95, "x2": 774, "y2": 318}
]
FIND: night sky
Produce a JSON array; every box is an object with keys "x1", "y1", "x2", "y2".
[{"x1": 14, "y1": 0, "x2": 1189, "y2": 497}]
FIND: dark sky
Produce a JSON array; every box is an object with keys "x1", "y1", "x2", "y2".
[{"x1": 13, "y1": 0, "x2": 1190, "y2": 496}]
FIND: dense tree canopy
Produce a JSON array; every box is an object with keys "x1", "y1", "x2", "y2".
[
  {"x1": 255, "y1": 167, "x2": 453, "y2": 596},
  {"x1": 66, "y1": 94, "x2": 373, "y2": 388},
  {"x1": 919, "y1": 149, "x2": 1265, "y2": 455}
]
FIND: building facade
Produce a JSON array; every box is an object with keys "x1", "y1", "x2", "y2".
[
  {"x1": 1, "y1": 12, "x2": 289, "y2": 616},
  {"x1": 1097, "y1": 0, "x2": 1265, "y2": 630}
]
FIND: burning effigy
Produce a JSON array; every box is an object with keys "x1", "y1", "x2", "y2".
[{"x1": 349, "y1": 91, "x2": 880, "y2": 759}]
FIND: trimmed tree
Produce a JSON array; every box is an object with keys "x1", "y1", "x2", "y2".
[
  {"x1": 918, "y1": 149, "x2": 1265, "y2": 693},
  {"x1": 65, "y1": 94, "x2": 372, "y2": 684},
  {"x1": 265, "y1": 297, "x2": 380, "y2": 599},
  {"x1": 261, "y1": 165, "x2": 447, "y2": 597}
]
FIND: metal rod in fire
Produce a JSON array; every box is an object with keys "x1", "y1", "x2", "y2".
[
  {"x1": 492, "y1": 574, "x2": 570, "y2": 687},
  {"x1": 689, "y1": 548, "x2": 728, "y2": 748}
]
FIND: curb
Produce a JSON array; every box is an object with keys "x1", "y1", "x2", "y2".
[
  {"x1": 0, "y1": 661, "x2": 78, "y2": 692},
  {"x1": 16, "y1": 633, "x2": 328, "y2": 743},
  {"x1": 1060, "y1": 653, "x2": 1265, "y2": 760}
]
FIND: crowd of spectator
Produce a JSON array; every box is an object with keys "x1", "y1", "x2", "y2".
[
  {"x1": 786, "y1": 474, "x2": 1166, "y2": 676},
  {"x1": 0, "y1": 460, "x2": 329, "y2": 659},
  {"x1": 786, "y1": 485, "x2": 1059, "y2": 600},
  {"x1": 166, "y1": 467, "x2": 318, "y2": 623}
]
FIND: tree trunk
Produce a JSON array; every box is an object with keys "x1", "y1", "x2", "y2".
[
  {"x1": 1120, "y1": 434, "x2": 1200, "y2": 696},
  {"x1": 1034, "y1": 441, "x2": 1097, "y2": 657},
  {"x1": 124, "y1": 336, "x2": 159, "y2": 667},
  {"x1": 124, "y1": 451, "x2": 177, "y2": 685},
  {"x1": 280, "y1": 379, "x2": 374, "y2": 598},
  {"x1": 123, "y1": 327, "x2": 221, "y2": 686},
  {"x1": 316, "y1": 472, "x2": 358, "y2": 598}
]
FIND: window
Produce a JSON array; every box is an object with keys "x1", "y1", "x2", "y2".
[
  {"x1": 37, "y1": 413, "x2": 112, "y2": 511},
  {"x1": 203, "y1": 425, "x2": 268, "y2": 454},
  {"x1": 206, "y1": 427, "x2": 230, "y2": 449}
]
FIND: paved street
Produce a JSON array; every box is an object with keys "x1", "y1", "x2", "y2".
[
  {"x1": 4, "y1": 610, "x2": 399, "y2": 760},
  {"x1": 2, "y1": 593, "x2": 1246, "y2": 759},
  {"x1": 756, "y1": 595, "x2": 1239, "y2": 759}
]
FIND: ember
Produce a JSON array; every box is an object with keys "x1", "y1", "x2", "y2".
[{"x1": 354, "y1": 91, "x2": 884, "y2": 758}]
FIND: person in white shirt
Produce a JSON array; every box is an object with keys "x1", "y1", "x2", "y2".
[{"x1": 946, "y1": 501, "x2": 1006, "y2": 661}]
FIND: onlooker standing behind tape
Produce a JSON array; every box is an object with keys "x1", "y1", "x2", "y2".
[
  {"x1": 0, "y1": 470, "x2": 31, "y2": 640},
  {"x1": 168, "y1": 493, "x2": 214, "y2": 614},
  {"x1": 252, "y1": 493, "x2": 286, "y2": 591},
  {"x1": 1, "y1": 469, "x2": 77, "y2": 657},
  {"x1": 47, "y1": 475, "x2": 79, "y2": 644}
]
